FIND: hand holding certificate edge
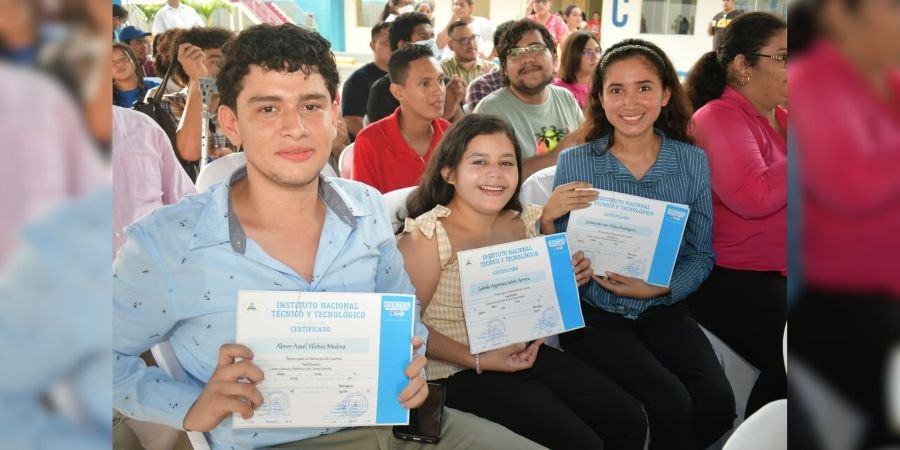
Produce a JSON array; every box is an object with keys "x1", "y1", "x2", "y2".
[
  {"x1": 398, "y1": 336, "x2": 429, "y2": 409},
  {"x1": 183, "y1": 343, "x2": 265, "y2": 432},
  {"x1": 572, "y1": 250, "x2": 593, "y2": 286},
  {"x1": 539, "y1": 182, "x2": 600, "y2": 234},
  {"x1": 594, "y1": 271, "x2": 672, "y2": 299}
]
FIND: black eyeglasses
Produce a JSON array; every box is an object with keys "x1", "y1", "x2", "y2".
[
  {"x1": 450, "y1": 34, "x2": 480, "y2": 46},
  {"x1": 756, "y1": 53, "x2": 788, "y2": 68}
]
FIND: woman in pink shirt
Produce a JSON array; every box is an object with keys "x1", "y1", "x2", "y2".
[
  {"x1": 552, "y1": 31, "x2": 600, "y2": 108},
  {"x1": 525, "y1": 0, "x2": 569, "y2": 45},
  {"x1": 788, "y1": 0, "x2": 900, "y2": 446},
  {"x1": 683, "y1": 12, "x2": 787, "y2": 418}
]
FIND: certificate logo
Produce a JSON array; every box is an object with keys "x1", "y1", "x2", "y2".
[
  {"x1": 547, "y1": 237, "x2": 566, "y2": 251},
  {"x1": 384, "y1": 300, "x2": 411, "y2": 318},
  {"x1": 245, "y1": 302, "x2": 257, "y2": 312},
  {"x1": 666, "y1": 207, "x2": 688, "y2": 222}
]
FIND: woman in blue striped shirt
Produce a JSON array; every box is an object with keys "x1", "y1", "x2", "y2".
[{"x1": 544, "y1": 41, "x2": 736, "y2": 450}]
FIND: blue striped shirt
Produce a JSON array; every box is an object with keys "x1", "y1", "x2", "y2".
[{"x1": 554, "y1": 131, "x2": 715, "y2": 319}]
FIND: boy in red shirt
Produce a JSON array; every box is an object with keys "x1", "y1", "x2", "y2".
[{"x1": 352, "y1": 44, "x2": 451, "y2": 193}]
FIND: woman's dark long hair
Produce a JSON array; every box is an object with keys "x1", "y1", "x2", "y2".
[
  {"x1": 583, "y1": 39, "x2": 693, "y2": 147},
  {"x1": 558, "y1": 31, "x2": 599, "y2": 84},
  {"x1": 405, "y1": 114, "x2": 524, "y2": 221},
  {"x1": 112, "y1": 42, "x2": 148, "y2": 107},
  {"x1": 684, "y1": 12, "x2": 786, "y2": 111}
]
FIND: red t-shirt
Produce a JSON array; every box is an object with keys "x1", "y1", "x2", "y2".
[{"x1": 351, "y1": 107, "x2": 450, "y2": 193}]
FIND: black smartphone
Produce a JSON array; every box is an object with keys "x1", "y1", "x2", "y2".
[{"x1": 392, "y1": 382, "x2": 446, "y2": 444}]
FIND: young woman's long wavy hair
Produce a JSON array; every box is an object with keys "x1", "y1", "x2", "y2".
[
  {"x1": 405, "y1": 114, "x2": 524, "y2": 221},
  {"x1": 112, "y1": 42, "x2": 149, "y2": 107},
  {"x1": 582, "y1": 39, "x2": 693, "y2": 147}
]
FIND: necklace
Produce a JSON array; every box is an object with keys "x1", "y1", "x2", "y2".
[{"x1": 400, "y1": 123, "x2": 434, "y2": 161}]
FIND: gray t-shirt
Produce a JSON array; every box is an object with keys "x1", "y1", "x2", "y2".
[{"x1": 474, "y1": 85, "x2": 583, "y2": 158}]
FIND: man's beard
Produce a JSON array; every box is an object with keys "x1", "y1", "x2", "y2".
[{"x1": 511, "y1": 71, "x2": 552, "y2": 97}]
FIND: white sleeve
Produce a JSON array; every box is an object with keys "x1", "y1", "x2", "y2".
[{"x1": 151, "y1": 11, "x2": 165, "y2": 35}]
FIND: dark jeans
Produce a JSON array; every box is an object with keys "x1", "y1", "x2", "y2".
[
  {"x1": 790, "y1": 289, "x2": 900, "y2": 447},
  {"x1": 434, "y1": 344, "x2": 647, "y2": 450},
  {"x1": 687, "y1": 265, "x2": 787, "y2": 416},
  {"x1": 560, "y1": 303, "x2": 736, "y2": 450}
]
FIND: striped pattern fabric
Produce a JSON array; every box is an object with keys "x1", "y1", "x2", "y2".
[
  {"x1": 403, "y1": 204, "x2": 543, "y2": 379},
  {"x1": 553, "y1": 131, "x2": 715, "y2": 319}
]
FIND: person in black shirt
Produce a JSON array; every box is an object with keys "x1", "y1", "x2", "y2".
[
  {"x1": 707, "y1": 0, "x2": 743, "y2": 50},
  {"x1": 341, "y1": 21, "x2": 392, "y2": 140},
  {"x1": 367, "y1": 12, "x2": 464, "y2": 125}
]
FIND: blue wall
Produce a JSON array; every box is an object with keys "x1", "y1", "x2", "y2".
[{"x1": 296, "y1": 0, "x2": 345, "y2": 51}]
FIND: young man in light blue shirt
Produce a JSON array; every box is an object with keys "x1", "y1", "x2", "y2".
[{"x1": 113, "y1": 23, "x2": 541, "y2": 449}]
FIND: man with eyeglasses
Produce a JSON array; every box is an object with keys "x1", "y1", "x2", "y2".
[
  {"x1": 436, "y1": 0, "x2": 494, "y2": 60},
  {"x1": 473, "y1": 20, "x2": 582, "y2": 179},
  {"x1": 441, "y1": 21, "x2": 494, "y2": 87}
]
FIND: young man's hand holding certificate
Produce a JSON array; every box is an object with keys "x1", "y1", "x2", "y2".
[
  {"x1": 457, "y1": 233, "x2": 585, "y2": 354},
  {"x1": 233, "y1": 291, "x2": 417, "y2": 428},
  {"x1": 567, "y1": 189, "x2": 690, "y2": 288}
]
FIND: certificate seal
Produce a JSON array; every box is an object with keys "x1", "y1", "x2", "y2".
[
  {"x1": 536, "y1": 308, "x2": 558, "y2": 330},
  {"x1": 621, "y1": 260, "x2": 647, "y2": 277},
  {"x1": 263, "y1": 391, "x2": 289, "y2": 413},
  {"x1": 339, "y1": 392, "x2": 369, "y2": 417},
  {"x1": 485, "y1": 319, "x2": 506, "y2": 338}
]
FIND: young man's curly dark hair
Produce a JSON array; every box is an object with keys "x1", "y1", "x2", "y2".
[{"x1": 216, "y1": 24, "x2": 339, "y2": 111}]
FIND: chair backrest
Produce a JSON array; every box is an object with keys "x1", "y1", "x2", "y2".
[
  {"x1": 150, "y1": 340, "x2": 213, "y2": 450},
  {"x1": 382, "y1": 186, "x2": 417, "y2": 233},
  {"x1": 889, "y1": 344, "x2": 900, "y2": 435},
  {"x1": 722, "y1": 399, "x2": 787, "y2": 450},
  {"x1": 519, "y1": 166, "x2": 557, "y2": 207},
  {"x1": 783, "y1": 323, "x2": 787, "y2": 373},
  {"x1": 339, "y1": 143, "x2": 355, "y2": 178},
  {"x1": 194, "y1": 152, "x2": 246, "y2": 192},
  {"x1": 789, "y1": 358, "x2": 864, "y2": 450}
]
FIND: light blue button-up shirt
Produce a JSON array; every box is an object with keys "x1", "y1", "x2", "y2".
[
  {"x1": 553, "y1": 131, "x2": 715, "y2": 319},
  {"x1": 114, "y1": 167, "x2": 427, "y2": 449}
]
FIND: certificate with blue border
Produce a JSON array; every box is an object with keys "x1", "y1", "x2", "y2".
[
  {"x1": 457, "y1": 233, "x2": 585, "y2": 354},
  {"x1": 567, "y1": 189, "x2": 690, "y2": 287},
  {"x1": 233, "y1": 291, "x2": 415, "y2": 428}
]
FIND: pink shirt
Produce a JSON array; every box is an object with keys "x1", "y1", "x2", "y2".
[
  {"x1": 352, "y1": 107, "x2": 450, "y2": 194},
  {"x1": 692, "y1": 86, "x2": 787, "y2": 273},
  {"x1": 791, "y1": 40, "x2": 900, "y2": 296},
  {"x1": 552, "y1": 79, "x2": 589, "y2": 108},
  {"x1": 113, "y1": 106, "x2": 195, "y2": 255},
  {"x1": 0, "y1": 64, "x2": 104, "y2": 269},
  {"x1": 529, "y1": 14, "x2": 568, "y2": 45}
]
